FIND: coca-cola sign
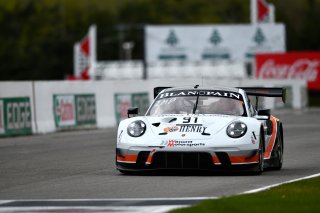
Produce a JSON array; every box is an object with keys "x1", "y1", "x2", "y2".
[{"x1": 256, "y1": 52, "x2": 320, "y2": 91}]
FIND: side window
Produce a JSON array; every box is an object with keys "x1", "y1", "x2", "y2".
[
  {"x1": 244, "y1": 93, "x2": 256, "y2": 117},
  {"x1": 249, "y1": 104, "x2": 257, "y2": 116}
]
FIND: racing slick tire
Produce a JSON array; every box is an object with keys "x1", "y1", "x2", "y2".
[
  {"x1": 252, "y1": 131, "x2": 264, "y2": 175},
  {"x1": 267, "y1": 132, "x2": 283, "y2": 170}
]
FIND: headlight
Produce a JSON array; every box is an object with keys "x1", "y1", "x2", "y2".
[
  {"x1": 127, "y1": 120, "x2": 146, "y2": 137},
  {"x1": 226, "y1": 121, "x2": 247, "y2": 138}
]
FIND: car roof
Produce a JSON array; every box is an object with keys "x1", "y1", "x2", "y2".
[{"x1": 163, "y1": 86, "x2": 241, "y2": 93}]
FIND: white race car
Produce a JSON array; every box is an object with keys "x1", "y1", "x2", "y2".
[{"x1": 116, "y1": 86, "x2": 285, "y2": 174}]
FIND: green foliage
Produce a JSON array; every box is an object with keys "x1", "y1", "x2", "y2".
[
  {"x1": 0, "y1": 0, "x2": 319, "y2": 80},
  {"x1": 170, "y1": 177, "x2": 320, "y2": 213}
]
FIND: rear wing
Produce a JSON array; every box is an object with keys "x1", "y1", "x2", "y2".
[
  {"x1": 239, "y1": 87, "x2": 286, "y2": 109},
  {"x1": 153, "y1": 87, "x2": 172, "y2": 99}
]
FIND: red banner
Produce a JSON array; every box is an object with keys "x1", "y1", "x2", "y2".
[{"x1": 255, "y1": 52, "x2": 320, "y2": 91}]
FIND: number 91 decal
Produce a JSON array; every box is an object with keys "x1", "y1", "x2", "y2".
[{"x1": 183, "y1": 117, "x2": 198, "y2": 123}]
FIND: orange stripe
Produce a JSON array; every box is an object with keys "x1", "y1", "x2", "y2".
[
  {"x1": 116, "y1": 155, "x2": 138, "y2": 163},
  {"x1": 212, "y1": 156, "x2": 221, "y2": 165},
  {"x1": 264, "y1": 115, "x2": 277, "y2": 159},
  {"x1": 229, "y1": 154, "x2": 259, "y2": 164},
  {"x1": 146, "y1": 155, "x2": 153, "y2": 164}
]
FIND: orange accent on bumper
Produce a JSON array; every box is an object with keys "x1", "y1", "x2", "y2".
[
  {"x1": 229, "y1": 154, "x2": 259, "y2": 164},
  {"x1": 116, "y1": 155, "x2": 138, "y2": 163},
  {"x1": 212, "y1": 156, "x2": 221, "y2": 165},
  {"x1": 146, "y1": 155, "x2": 153, "y2": 164}
]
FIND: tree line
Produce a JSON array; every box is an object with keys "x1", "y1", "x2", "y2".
[{"x1": 0, "y1": 0, "x2": 319, "y2": 80}]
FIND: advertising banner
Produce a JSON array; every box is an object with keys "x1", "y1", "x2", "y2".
[
  {"x1": 145, "y1": 24, "x2": 285, "y2": 63},
  {"x1": 0, "y1": 100, "x2": 4, "y2": 134},
  {"x1": 53, "y1": 94, "x2": 96, "y2": 128},
  {"x1": 255, "y1": 52, "x2": 320, "y2": 91},
  {"x1": 54, "y1": 95, "x2": 76, "y2": 127},
  {"x1": 76, "y1": 94, "x2": 96, "y2": 125},
  {"x1": 114, "y1": 93, "x2": 149, "y2": 124},
  {"x1": 0, "y1": 97, "x2": 32, "y2": 136}
]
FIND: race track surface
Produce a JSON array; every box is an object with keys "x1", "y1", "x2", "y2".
[{"x1": 0, "y1": 109, "x2": 319, "y2": 202}]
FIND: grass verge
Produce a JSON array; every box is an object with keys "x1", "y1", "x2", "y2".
[{"x1": 170, "y1": 177, "x2": 320, "y2": 213}]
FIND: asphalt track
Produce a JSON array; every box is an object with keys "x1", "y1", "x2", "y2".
[{"x1": 0, "y1": 109, "x2": 320, "y2": 211}]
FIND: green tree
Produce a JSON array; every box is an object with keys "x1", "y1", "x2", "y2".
[{"x1": 0, "y1": 0, "x2": 319, "y2": 80}]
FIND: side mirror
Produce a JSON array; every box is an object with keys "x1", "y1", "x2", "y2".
[
  {"x1": 258, "y1": 109, "x2": 270, "y2": 117},
  {"x1": 254, "y1": 109, "x2": 270, "y2": 120},
  {"x1": 128, "y1": 107, "x2": 139, "y2": 118}
]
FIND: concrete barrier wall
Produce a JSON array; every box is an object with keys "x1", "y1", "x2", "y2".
[
  {"x1": 0, "y1": 79, "x2": 307, "y2": 136},
  {"x1": 34, "y1": 81, "x2": 114, "y2": 133}
]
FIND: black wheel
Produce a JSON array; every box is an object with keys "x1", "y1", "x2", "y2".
[
  {"x1": 269, "y1": 134, "x2": 283, "y2": 170},
  {"x1": 252, "y1": 133, "x2": 264, "y2": 175}
]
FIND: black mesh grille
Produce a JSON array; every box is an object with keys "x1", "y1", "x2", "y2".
[
  {"x1": 151, "y1": 152, "x2": 213, "y2": 169},
  {"x1": 137, "y1": 151, "x2": 150, "y2": 166}
]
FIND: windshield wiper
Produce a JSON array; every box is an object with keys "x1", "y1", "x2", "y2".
[{"x1": 192, "y1": 91, "x2": 200, "y2": 114}]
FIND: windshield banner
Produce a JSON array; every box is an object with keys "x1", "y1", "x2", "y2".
[{"x1": 158, "y1": 90, "x2": 243, "y2": 100}]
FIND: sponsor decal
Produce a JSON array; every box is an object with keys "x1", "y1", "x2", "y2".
[
  {"x1": 6, "y1": 100, "x2": 32, "y2": 131},
  {"x1": 254, "y1": 27, "x2": 266, "y2": 46},
  {"x1": 158, "y1": 90, "x2": 242, "y2": 100},
  {"x1": 146, "y1": 25, "x2": 285, "y2": 63},
  {"x1": 115, "y1": 94, "x2": 131, "y2": 123},
  {"x1": 167, "y1": 139, "x2": 176, "y2": 147},
  {"x1": 177, "y1": 124, "x2": 207, "y2": 133},
  {"x1": 202, "y1": 29, "x2": 231, "y2": 60},
  {"x1": 53, "y1": 94, "x2": 96, "y2": 128},
  {"x1": 0, "y1": 97, "x2": 32, "y2": 136},
  {"x1": 163, "y1": 126, "x2": 179, "y2": 133},
  {"x1": 161, "y1": 140, "x2": 205, "y2": 147},
  {"x1": 246, "y1": 27, "x2": 272, "y2": 59},
  {"x1": 76, "y1": 94, "x2": 96, "y2": 125},
  {"x1": 256, "y1": 52, "x2": 320, "y2": 91},
  {"x1": 158, "y1": 29, "x2": 187, "y2": 60},
  {"x1": 163, "y1": 117, "x2": 207, "y2": 134},
  {"x1": 54, "y1": 95, "x2": 76, "y2": 127},
  {"x1": 251, "y1": 135, "x2": 257, "y2": 144},
  {"x1": 114, "y1": 93, "x2": 149, "y2": 124}
]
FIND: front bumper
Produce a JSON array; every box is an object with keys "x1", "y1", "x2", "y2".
[{"x1": 116, "y1": 148, "x2": 260, "y2": 172}]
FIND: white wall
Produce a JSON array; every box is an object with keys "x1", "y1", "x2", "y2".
[
  {"x1": 34, "y1": 81, "x2": 114, "y2": 133},
  {"x1": 0, "y1": 79, "x2": 307, "y2": 135}
]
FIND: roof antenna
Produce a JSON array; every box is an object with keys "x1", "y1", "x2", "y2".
[{"x1": 194, "y1": 85, "x2": 199, "y2": 89}]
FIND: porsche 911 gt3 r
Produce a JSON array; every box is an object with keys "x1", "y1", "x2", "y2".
[{"x1": 116, "y1": 86, "x2": 285, "y2": 174}]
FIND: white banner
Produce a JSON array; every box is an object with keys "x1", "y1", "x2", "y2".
[{"x1": 145, "y1": 24, "x2": 285, "y2": 63}]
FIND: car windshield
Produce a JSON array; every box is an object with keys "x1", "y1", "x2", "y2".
[{"x1": 147, "y1": 96, "x2": 245, "y2": 116}]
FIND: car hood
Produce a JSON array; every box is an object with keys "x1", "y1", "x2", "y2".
[{"x1": 145, "y1": 114, "x2": 240, "y2": 140}]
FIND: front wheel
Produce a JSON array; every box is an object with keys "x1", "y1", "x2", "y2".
[
  {"x1": 252, "y1": 134, "x2": 264, "y2": 175},
  {"x1": 269, "y1": 135, "x2": 283, "y2": 170}
]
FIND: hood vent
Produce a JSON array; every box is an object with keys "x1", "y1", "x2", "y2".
[{"x1": 152, "y1": 122, "x2": 161, "y2": 127}]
